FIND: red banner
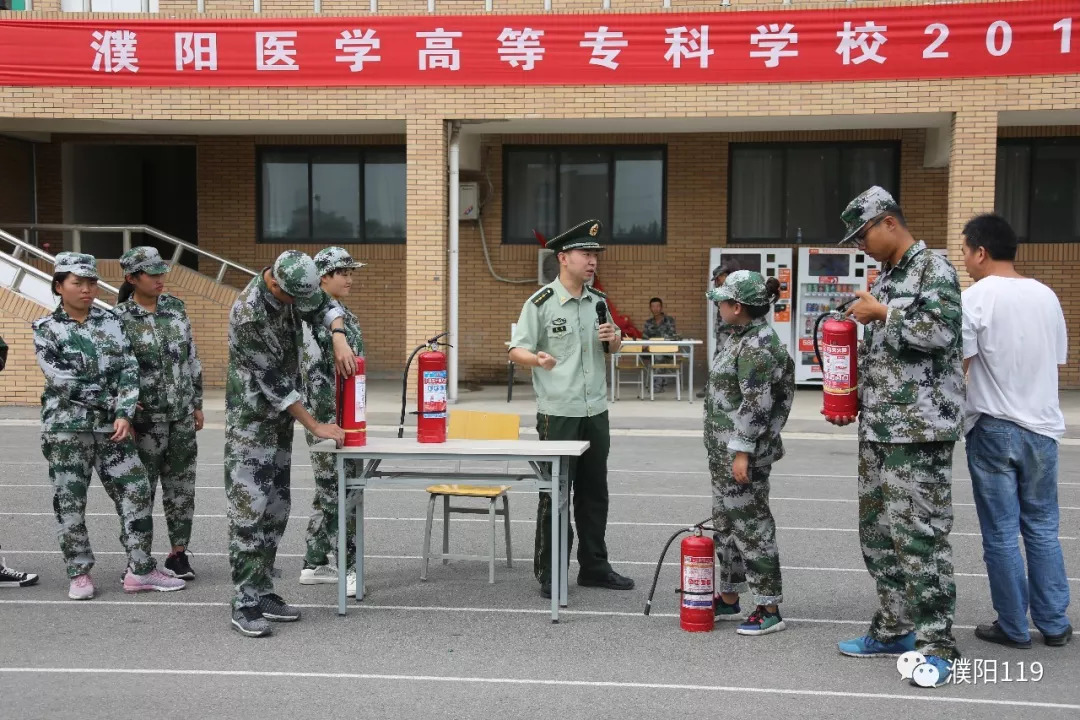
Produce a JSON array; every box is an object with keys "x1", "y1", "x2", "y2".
[{"x1": 0, "y1": 1, "x2": 1078, "y2": 87}]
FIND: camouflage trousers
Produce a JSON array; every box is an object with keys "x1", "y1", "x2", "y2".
[
  {"x1": 708, "y1": 451, "x2": 783, "y2": 605},
  {"x1": 859, "y1": 441, "x2": 959, "y2": 660},
  {"x1": 304, "y1": 429, "x2": 358, "y2": 569},
  {"x1": 225, "y1": 415, "x2": 293, "y2": 610},
  {"x1": 41, "y1": 431, "x2": 156, "y2": 578},
  {"x1": 133, "y1": 415, "x2": 197, "y2": 549}
]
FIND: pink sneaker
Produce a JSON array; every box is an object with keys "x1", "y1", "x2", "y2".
[
  {"x1": 124, "y1": 568, "x2": 186, "y2": 593},
  {"x1": 68, "y1": 574, "x2": 95, "y2": 600}
]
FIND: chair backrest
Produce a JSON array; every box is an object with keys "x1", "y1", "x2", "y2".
[
  {"x1": 648, "y1": 344, "x2": 679, "y2": 353},
  {"x1": 448, "y1": 410, "x2": 521, "y2": 440}
]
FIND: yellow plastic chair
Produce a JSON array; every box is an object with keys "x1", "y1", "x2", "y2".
[
  {"x1": 647, "y1": 340, "x2": 684, "y2": 400},
  {"x1": 614, "y1": 345, "x2": 646, "y2": 400},
  {"x1": 421, "y1": 410, "x2": 517, "y2": 584}
]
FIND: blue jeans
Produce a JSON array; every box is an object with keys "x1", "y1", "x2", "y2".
[{"x1": 966, "y1": 415, "x2": 1071, "y2": 640}]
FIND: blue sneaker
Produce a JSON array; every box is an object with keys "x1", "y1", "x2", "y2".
[
  {"x1": 714, "y1": 595, "x2": 742, "y2": 621},
  {"x1": 837, "y1": 632, "x2": 916, "y2": 658},
  {"x1": 910, "y1": 655, "x2": 952, "y2": 688}
]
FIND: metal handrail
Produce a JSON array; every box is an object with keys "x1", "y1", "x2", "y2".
[
  {"x1": 0, "y1": 240, "x2": 115, "y2": 311},
  {"x1": 1, "y1": 223, "x2": 258, "y2": 285}
]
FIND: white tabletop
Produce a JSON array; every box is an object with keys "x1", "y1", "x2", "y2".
[
  {"x1": 619, "y1": 339, "x2": 703, "y2": 345},
  {"x1": 312, "y1": 437, "x2": 589, "y2": 457}
]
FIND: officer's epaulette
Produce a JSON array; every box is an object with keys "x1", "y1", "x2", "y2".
[
  {"x1": 586, "y1": 285, "x2": 607, "y2": 299},
  {"x1": 531, "y1": 287, "x2": 555, "y2": 306}
]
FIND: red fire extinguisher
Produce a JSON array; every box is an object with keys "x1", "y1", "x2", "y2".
[
  {"x1": 814, "y1": 308, "x2": 859, "y2": 422},
  {"x1": 679, "y1": 528, "x2": 715, "y2": 633},
  {"x1": 336, "y1": 356, "x2": 366, "y2": 447},
  {"x1": 417, "y1": 347, "x2": 448, "y2": 444}
]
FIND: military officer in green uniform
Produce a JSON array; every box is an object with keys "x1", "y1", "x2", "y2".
[
  {"x1": 509, "y1": 219, "x2": 635, "y2": 599},
  {"x1": 828, "y1": 187, "x2": 963, "y2": 688}
]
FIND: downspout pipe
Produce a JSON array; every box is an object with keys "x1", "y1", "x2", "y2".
[{"x1": 448, "y1": 121, "x2": 461, "y2": 404}]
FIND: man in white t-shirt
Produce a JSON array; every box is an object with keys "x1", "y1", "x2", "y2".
[{"x1": 961, "y1": 213, "x2": 1072, "y2": 649}]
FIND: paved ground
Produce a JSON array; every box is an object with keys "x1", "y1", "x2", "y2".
[{"x1": 1, "y1": 388, "x2": 1077, "y2": 718}]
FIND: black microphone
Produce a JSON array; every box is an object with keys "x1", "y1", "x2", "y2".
[{"x1": 596, "y1": 301, "x2": 610, "y2": 354}]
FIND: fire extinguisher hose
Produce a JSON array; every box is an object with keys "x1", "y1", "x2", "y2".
[
  {"x1": 643, "y1": 516, "x2": 716, "y2": 616},
  {"x1": 811, "y1": 297, "x2": 857, "y2": 375},
  {"x1": 398, "y1": 332, "x2": 449, "y2": 439}
]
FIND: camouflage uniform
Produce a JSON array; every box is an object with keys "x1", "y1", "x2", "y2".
[
  {"x1": 225, "y1": 251, "x2": 344, "y2": 610},
  {"x1": 301, "y1": 247, "x2": 366, "y2": 570},
  {"x1": 33, "y1": 252, "x2": 157, "y2": 578},
  {"x1": 642, "y1": 314, "x2": 678, "y2": 340},
  {"x1": 704, "y1": 271, "x2": 794, "y2": 605},
  {"x1": 115, "y1": 246, "x2": 203, "y2": 551},
  {"x1": 841, "y1": 187, "x2": 964, "y2": 661},
  {"x1": 0, "y1": 334, "x2": 7, "y2": 372}
]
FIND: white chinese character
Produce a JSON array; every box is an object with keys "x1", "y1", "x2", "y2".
[
  {"x1": 973, "y1": 659, "x2": 998, "y2": 685},
  {"x1": 664, "y1": 26, "x2": 714, "y2": 69},
  {"x1": 580, "y1": 26, "x2": 628, "y2": 70},
  {"x1": 750, "y1": 23, "x2": 798, "y2": 68},
  {"x1": 836, "y1": 21, "x2": 887, "y2": 65},
  {"x1": 951, "y1": 658, "x2": 972, "y2": 684},
  {"x1": 497, "y1": 27, "x2": 545, "y2": 71},
  {"x1": 91, "y1": 30, "x2": 139, "y2": 74},
  {"x1": 417, "y1": 28, "x2": 463, "y2": 71},
  {"x1": 335, "y1": 29, "x2": 381, "y2": 72},
  {"x1": 175, "y1": 32, "x2": 218, "y2": 72},
  {"x1": 256, "y1": 31, "x2": 299, "y2": 71}
]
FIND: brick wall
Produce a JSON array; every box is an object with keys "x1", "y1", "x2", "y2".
[{"x1": 0, "y1": 287, "x2": 50, "y2": 406}]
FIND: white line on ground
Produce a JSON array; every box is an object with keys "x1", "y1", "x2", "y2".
[
  {"x1": 3, "y1": 664, "x2": 1080, "y2": 710},
  {"x1": 0, "y1": 511, "x2": 1073, "y2": 540},
  {"x1": 4, "y1": 549, "x2": 1077, "y2": 582}
]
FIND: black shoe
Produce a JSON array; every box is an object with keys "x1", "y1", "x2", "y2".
[
  {"x1": 540, "y1": 582, "x2": 551, "y2": 599},
  {"x1": 696, "y1": 390, "x2": 706, "y2": 398},
  {"x1": 577, "y1": 570, "x2": 635, "y2": 590},
  {"x1": 0, "y1": 558, "x2": 38, "y2": 588},
  {"x1": 164, "y1": 551, "x2": 195, "y2": 580},
  {"x1": 231, "y1": 606, "x2": 272, "y2": 637},
  {"x1": 1043, "y1": 625, "x2": 1073, "y2": 647},
  {"x1": 258, "y1": 593, "x2": 301, "y2": 622},
  {"x1": 975, "y1": 621, "x2": 1032, "y2": 649}
]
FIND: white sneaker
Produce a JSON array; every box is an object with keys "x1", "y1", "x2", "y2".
[
  {"x1": 347, "y1": 570, "x2": 357, "y2": 598},
  {"x1": 299, "y1": 565, "x2": 337, "y2": 585}
]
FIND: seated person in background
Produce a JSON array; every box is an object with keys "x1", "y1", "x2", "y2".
[
  {"x1": 643, "y1": 297, "x2": 678, "y2": 392},
  {"x1": 643, "y1": 297, "x2": 678, "y2": 340}
]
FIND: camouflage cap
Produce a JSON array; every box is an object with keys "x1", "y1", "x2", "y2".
[
  {"x1": 119, "y1": 246, "x2": 170, "y2": 276},
  {"x1": 545, "y1": 219, "x2": 606, "y2": 254},
  {"x1": 840, "y1": 186, "x2": 900, "y2": 245},
  {"x1": 314, "y1": 247, "x2": 366, "y2": 276},
  {"x1": 271, "y1": 250, "x2": 323, "y2": 312},
  {"x1": 706, "y1": 270, "x2": 769, "y2": 306},
  {"x1": 54, "y1": 252, "x2": 98, "y2": 279}
]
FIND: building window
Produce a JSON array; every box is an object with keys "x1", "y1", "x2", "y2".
[
  {"x1": 502, "y1": 146, "x2": 666, "y2": 244},
  {"x1": 728, "y1": 142, "x2": 899, "y2": 243},
  {"x1": 996, "y1": 138, "x2": 1080, "y2": 243},
  {"x1": 62, "y1": 0, "x2": 157, "y2": 10},
  {"x1": 258, "y1": 147, "x2": 406, "y2": 244}
]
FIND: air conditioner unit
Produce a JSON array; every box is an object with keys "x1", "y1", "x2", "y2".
[
  {"x1": 537, "y1": 248, "x2": 558, "y2": 285},
  {"x1": 458, "y1": 182, "x2": 479, "y2": 221}
]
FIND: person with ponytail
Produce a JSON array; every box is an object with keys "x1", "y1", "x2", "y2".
[
  {"x1": 34, "y1": 252, "x2": 184, "y2": 599},
  {"x1": 114, "y1": 246, "x2": 204, "y2": 581},
  {"x1": 703, "y1": 270, "x2": 794, "y2": 636}
]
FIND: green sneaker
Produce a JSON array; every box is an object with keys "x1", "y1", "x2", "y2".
[
  {"x1": 736, "y1": 606, "x2": 786, "y2": 636},
  {"x1": 714, "y1": 595, "x2": 743, "y2": 621}
]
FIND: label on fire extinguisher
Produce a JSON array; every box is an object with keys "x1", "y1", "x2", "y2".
[
  {"x1": 681, "y1": 556, "x2": 714, "y2": 610},
  {"x1": 422, "y1": 370, "x2": 448, "y2": 417},
  {"x1": 353, "y1": 376, "x2": 366, "y2": 423},
  {"x1": 822, "y1": 343, "x2": 850, "y2": 392}
]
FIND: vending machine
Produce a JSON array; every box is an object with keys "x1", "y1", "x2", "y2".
[
  {"x1": 794, "y1": 247, "x2": 879, "y2": 384},
  {"x1": 706, "y1": 248, "x2": 794, "y2": 362}
]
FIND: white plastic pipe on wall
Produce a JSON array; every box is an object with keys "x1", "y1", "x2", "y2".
[{"x1": 448, "y1": 123, "x2": 461, "y2": 404}]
